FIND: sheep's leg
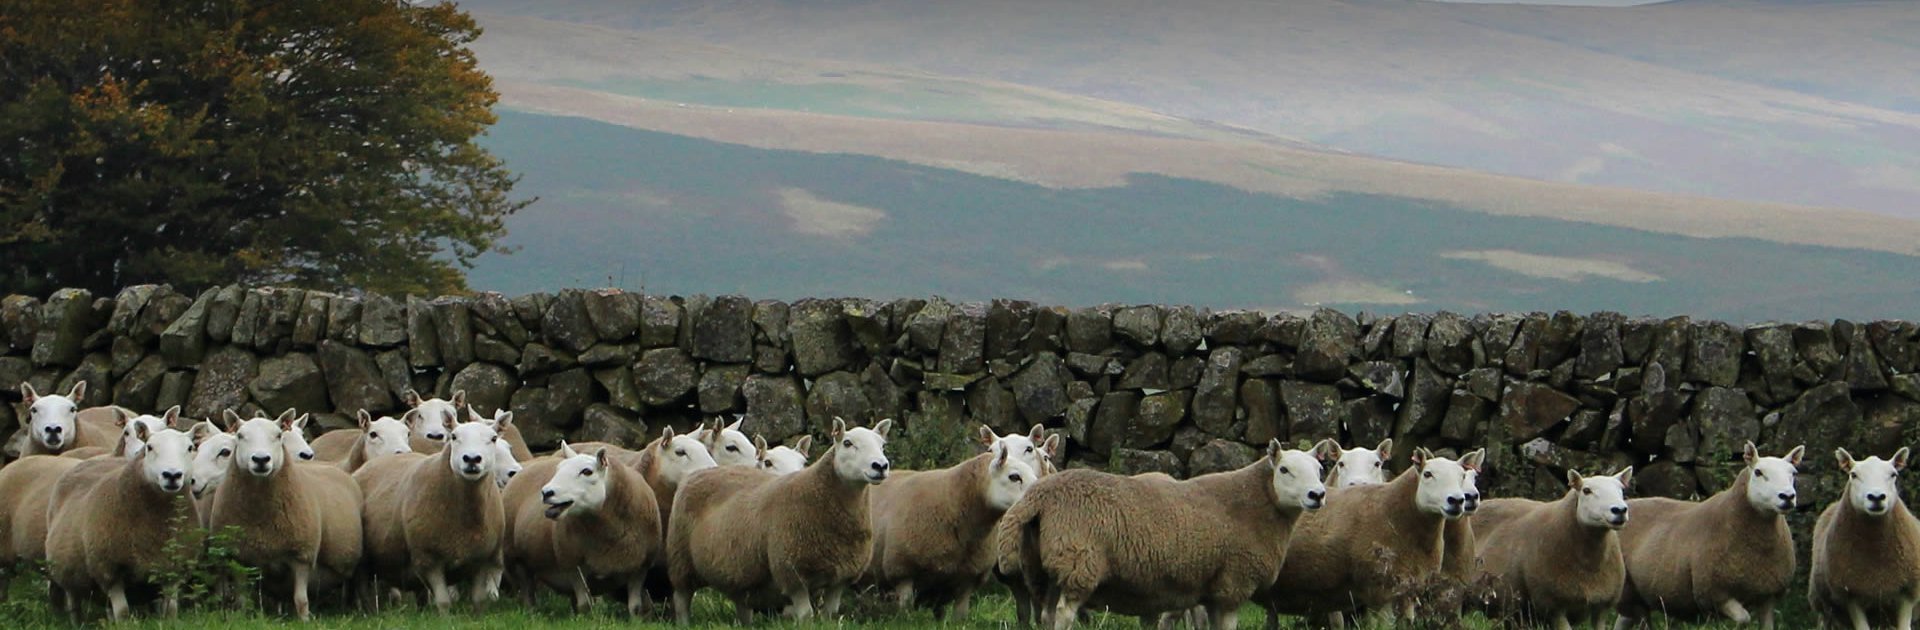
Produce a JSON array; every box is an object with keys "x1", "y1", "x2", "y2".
[
  {"x1": 821, "y1": 584, "x2": 847, "y2": 618},
  {"x1": 1896, "y1": 597, "x2": 1918, "y2": 630},
  {"x1": 952, "y1": 585, "x2": 976, "y2": 620},
  {"x1": 569, "y1": 571, "x2": 593, "y2": 613},
  {"x1": 423, "y1": 566, "x2": 452, "y2": 616},
  {"x1": 671, "y1": 588, "x2": 694, "y2": 626},
  {"x1": 106, "y1": 582, "x2": 130, "y2": 622},
  {"x1": 781, "y1": 583, "x2": 816, "y2": 621},
  {"x1": 1718, "y1": 599, "x2": 1753, "y2": 624},
  {"x1": 626, "y1": 576, "x2": 649, "y2": 617},
  {"x1": 1551, "y1": 611, "x2": 1572, "y2": 630},
  {"x1": 1328, "y1": 611, "x2": 1347, "y2": 629},
  {"x1": 1613, "y1": 615, "x2": 1639, "y2": 630},
  {"x1": 1843, "y1": 603, "x2": 1869, "y2": 630},
  {"x1": 1759, "y1": 602, "x2": 1777, "y2": 630},
  {"x1": 292, "y1": 563, "x2": 314, "y2": 621},
  {"x1": 1207, "y1": 602, "x2": 1239, "y2": 630},
  {"x1": 893, "y1": 581, "x2": 916, "y2": 612},
  {"x1": 1052, "y1": 590, "x2": 1088, "y2": 630}
]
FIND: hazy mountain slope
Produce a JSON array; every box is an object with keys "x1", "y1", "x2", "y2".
[{"x1": 460, "y1": 0, "x2": 1920, "y2": 218}]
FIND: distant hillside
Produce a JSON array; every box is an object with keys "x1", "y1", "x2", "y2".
[
  {"x1": 460, "y1": 0, "x2": 1920, "y2": 219},
  {"x1": 470, "y1": 111, "x2": 1920, "y2": 322}
]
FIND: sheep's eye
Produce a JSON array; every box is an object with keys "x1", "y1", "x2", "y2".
[
  {"x1": 1582, "y1": 488, "x2": 1593, "y2": 495},
  {"x1": 491, "y1": 436, "x2": 499, "y2": 443},
  {"x1": 1374, "y1": 462, "x2": 1383, "y2": 468},
  {"x1": 726, "y1": 445, "x2": 739, "y2": 452},
  {"x1": 69, "y1": 406, "x2": 77, "y2": 413},
  {"x1": 1755, "y1": 471, "x2": 1765, "y2": 479},
  {"x1": 1423, "y1": 471, "x2": 1433, "y2": 479},
  {"x1": 763, "y1": 461, "x2": 773, "y2": 468},
  {"x1": 1851, "y1": 472, "x2": 1858, "y2": 479},
  {"x1": 1010, "y1": 473, "x2": 1023, "y2": 483},
  {"x1": 1337, "y1": 462, "x2": 1346, "y2": 468},
  {"x1": 1025, "y1": 446, "x2": 1034, "y2": 454},
  {"x1": 1279, "y1": 466, "x2": 1290, "y2": 475},
  {"x1": 219, "y1": 449, "x2": 231, "y2": 457},
  {"x1": 580, "y1": 469, "x2": 592, "y2": 477},
  {"x1": 842, "y1": 439, "x2": 853, "y2": 447},
  {"x1": 675, "y1": 449, "x2": 687, "y2": 456}
]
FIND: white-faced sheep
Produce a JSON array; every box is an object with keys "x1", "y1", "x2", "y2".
[
  {"x1": 402, "y1": 390, "x2": 533, "y2": 461},
  {"x1": 993, "y1": 425, "x2": 1066, "y2": 627},
  {"x1": 16, "y1": 382, "x2": 123, "y2": 456},
  {"x1": 208, "y1": 410, "x2": 365, "y2": 621},
  {"x1": 0, "y1": 454, "x2": 89, "y2": 597},
  {"x1": 470, "y1": 407, "x2": 524, "y2": 489},
  {"x1": 1471, "y1": 467, "x2": 1632, "y2": 630},
  {"x1": 867, "y1": 437, "x2": 1037, "y2": 620},
  {"x1": 354, "y1": 413, "x2": 507, "y2": 615},
  {"x1": 756, "y1": 435, "x2": 812, "y2": 475},
  {"x1": 1260, "y1": 448, "x2": 1485, "y2": 627},
  {"x1": 43, "y1": 420, "x2": 203, "y2": 620},
  {"x1": 998, "y1": 439, "x2": 1332, "y2": 630},
  {"x1": 668, "y1": 417, "x2": 894, "y2": 624},
  {"x1": 691, "y1": 417, "x2": 759, "y2": 468},
  {"x1": 190, "y1": 416, "x2": 344, "y2": 528},
  {"x1": 1809, "y1": 447, "x2": 1920, "y2": 630},
  {"x1": 503, "y1": 442, "x2": 661, "y2": 615},
  {"x1": 1323, "y1": 439, "x2": 1393, "y2": 488},
  {"x1": 310, "y1": 410, "x2": 415, "y2": 473},
  {"x1": 1614, "y1": 441, "x2": 1804, "y2": 630}
]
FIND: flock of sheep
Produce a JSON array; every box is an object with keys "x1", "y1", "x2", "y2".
[{"x1": 2, "y1": 379, "x2": 1918, "y2": 630}]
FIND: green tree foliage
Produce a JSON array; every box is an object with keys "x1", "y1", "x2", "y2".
[{"x1": 0, "y1": 0, "x2": 530, "y2": 296}]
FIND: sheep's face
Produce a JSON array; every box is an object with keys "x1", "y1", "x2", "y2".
[
  {"x1": 191, "y1": 431, "x2": 238, "y2": 499},
  {"x1": 1411, "y1": 448, "x2": 1482, "y2": 520},
  {"x1": 542, "y1": 446, "x2": 611, "y2": 519},
  {"x1": 1462, "y1": 468, "x2": 1482, "y2": 515},
  {"x1": 1839, "y1": 448, "x2": 1907, "y2": 517},
  {"x1": 654, "y1": 427, "x2": 720, "y2": 487},
  {"x1": 760, "y1": 445, "x2": 810, "y2": 475},
  {"x1": 141, "y1": 426, "x2": 197, "y2": 494},
  {"x1": 696, "y1": 419, "x2": 759, "y2": 468},
  {"x1": 1268, "y1": 442, "x2": 1329, "y2": 512},
  {"x1": 832, "y1": 417, "x2": 893, "y2": 485},
  {"x1": 1571, "y1": 468, "x2": 1632, "y2": 529},
  {"x1": 493, "y1": 438, "x2": 522, "y2": 489},
  {"x1": 446, "y1": 421, "x2": 500, "y2": 482},
  {"x1": 120, "y1": 410, "x2": 176, "y2": 457},
  {"x1": 984, "y1": 450, "x2": 1036, "y2": 511},
  {"x1": 362, "y1": 416, "x2": 414, "y2": 459},
  {"x1": 275, "y1": 414, "x2": 316, "y2": 462},
  {"x1": 404, "y1": 389, "x2": 465, "y2": 443},
  {"x1": 981, "y1": 424, "x2": 1055, "y2": 480},
  {"x1": 23, "y1": 382, "x2": 84, "y2": 451},
  {"x1": 1742, "y1": 442, "x2": 1803, "y2": 515},
  {"x1": 234, "y1": 416, "x2": 290, "y2": 477},
  {"x1": 1330, "y1": 440, "x2": 1391, "y2": 488}
]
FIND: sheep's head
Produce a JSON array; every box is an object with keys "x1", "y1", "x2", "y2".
[
  {"x1": 280, "y1": 411, "x2": 316, "y2": 462},
  {"x1": 446, "y1": 418, "x2": 500, "y2": 483},
  {"x1": 1570, "y1": 467, "x2": 1632, "y2": 529},
  {"x1": 403, "y1": 389, "x2": 465, "y2": 443},
  {"x1": 831, "y1": 417, "x2": 892, "y2": 485},
  {"x1": 984, "y1": 447, "x2": 1037, "y2": 512},
  {"x1": 980, "y1": 424, "x2": 1055, "y2": 480},
  {"x1": 119, "y1": 407, "x2": 178, "y2": 457},
  {"x1": 653, "y1": 426, "x2": 719, "y2": 487},
  {"x1": 1838, "y1": 447, "x2": 1907, "y2": 517},
  {"x1": 694, "y1": 417, "x2": 758, "y2": 468},
  {"x1": 1461, "y1": 450, "x2": 1485, "y2": 515},
  {"x1": 1743, "y1": 441, "x2": 1803, "y2": 515},
  {"x1": 141, "y1": 424, "x2": 199, "y2": 495},
  {"x1": 1267, "y1": 439, "x2": 1331, "y2": 512},
  {"x1": 358, "y1": 410, "x2": 415, "y2": 459},
  {"x1": 191, "y1": 424, "x2": 238, "y2": 499},
  {"x1": 542, "y1": 442, "x2": 611, "y2": 519},
  {"x1": 493, "y1": 437, "x2": 522, "y2": 489},
  {"x1": 1411, "y1": 447, "x2": 1482, "y2": 520},
  {"x1": 756, "y1": 435, "x2": 810, "y2": 475},
  {"x1": 1330, "y1": 438, "x2": 1392, "y2": 488},
  {"x1": 22, "y1": 381, "x2": 85, "y2": 450},
  {"x1": 230, "y1": 410, "x2": 297, "y2": 477}
]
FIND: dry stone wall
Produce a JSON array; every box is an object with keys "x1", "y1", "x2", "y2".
[{"x1": 5, "y1": 285, "x2": 1920, "y2": 507}]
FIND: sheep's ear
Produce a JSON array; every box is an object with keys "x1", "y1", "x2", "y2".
[
  {"x1": 450, "y1": 390, "x2": 467, "y2": 408},
  {"x1": 724, "y1": 417, "x2": 743, "y2": 433},
  {"x1": 358, "y1": 410, "x2": 373, "y2": 430},
  {"x1": 1743, "y1": 441, "x2": 1760, "y2": 466},
  {"x1": 1836, "y1": 448, "x2": 1855, "y2": 473},
  {"x1": 66, "y1": 380, "x2": 86, "y2": 403},
  {"x1": 698, "y1": 423, "x2": 721, "y2": 447},
  {"x1": 1041, "y1": 434, "x2": 1061, "y2": 459},
  {"x1": 292, "y1": 414, "x2": 310, "y2": 431},
  {"x1": 222, "y1": 409, "x2": 244, "y2": 433},
  {"x1": 1895, "y1": 448, "x2": 1913, "y2": 472},
  {"x1": 831, "y1": 417, "x2": 848, "y2": 439},
  {"x1": 1028, "y1": 424, "x2": 1046, "y2": 441},
  {"x1": 977, "y1": 424, "x2": 997, "y2": 447},
  {"x1": 493, "y1": 411, "x2": 514, "y2": 430},
  {"x1": 560, "y1": 440, "x2": 578, "y2": 459},
  {"x1": 161, "y1": 406, "x2": 181, "y2": 428},
  {"x1": 872, "y1": 418, "x2": 893, "y2": 439},
  {"x1": 659, "y1": 425, "x2": 677, "y2": 444},
  {"x1": 793, "y1": 435, "x2": 813, "y2": 457},
  {"x1": 132, "y1": 420, "x2": 152, "y2": 445},
  {"x1": 994, "y1": 444, "x2": 1011, "y2": 467},
  {"x1": 1411, "y1": 447, "x2": 1432, "y2": 468},
  {"x1": 400, "y1": 408, "x2": 422, "y2": 427},
  {"x1": 1460, "y1": 449, "x2": 1486, "y2": 472},
  {"x1": 1311, "y1": 439, "x2": 1339, "y2": 462},
  {"x1": 1615, "y1": 466, "x2": 1634, "y2": 489},
  {"x1": 594, "y1": 448, "x2": 611, "y2": 473},
  {"x1": 1784, "y1": 445, "x2": 1806, "y2": 467},
  {"x1": 467, "y1": 405, "x2": 485, "y2": 424},
  {"x1": 189, "y1": 421, "x2": 218, "y2": 445},
  {"x1": 277, "y1": 410, "x2": 298, "y2": 432},
  {"x1": 1267, "y1": 439, "x2": 1284, "y2": 461},
  {"x1": 19, "y1": 382, "x2": 38, "y2": 404},
  {"x1": 753, "y1": 435, "x2": 769, "y2": 458},
  {"x1": 1566, "y1": 469, "x2": 1584, "y2": 490},
  {"x1": 1375, "y1": 438, "x2": 1394, "y2": 457},
  {"x1": 113, "y1": 408, "x2": 132, "y2": 428},
  {"x1": 403, "y1": 389, "x2": 423, "y2": 408}
]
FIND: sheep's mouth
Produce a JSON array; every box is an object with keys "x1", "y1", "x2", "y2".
[
  {"x1": 1606, "y1": 515, "x2": 1628, "y2": 529},
  {"x1": 192, "y1": 485, "x2": 208, "y2": 499},
  {"x1": 248, "y1": 463, "x2": 273, "y2": 476},
  {"x1": 1774, "y1": 500, "x2": 1796, "y2": 514},
  {"x1": 1441, "y1": 506, "x2": 1464, "y2": 519},
  {"x1": 864, "y1": 471, "x2": 888, "y2": 484},
  {"x1": 544, "y1": 500, "x2": 573, "y2": 519},
  {"x1": 459, "y1": 465, "x2": 487, "y2": 480},
  {"x1": 40, "y1": 435, "x2": 65, "y2": 449},
  {"x1": 1866, "y1": 502, "x2": 1890, "y2": 516},
  {"x1": 161, "y1": 480, "x2": 185, "y2": 493}
]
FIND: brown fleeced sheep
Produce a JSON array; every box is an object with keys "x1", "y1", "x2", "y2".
[
  {"x1": 1471, "y1": 468, "x2": 1632, "y2": 630},
  {"x1": 311, "y1": 410, "x2": 416, "y2": 473},
  {"x1": 1809, "y1": 448, "x2": 1920, "y2": 630},
  {"x1": 354, "y1": 413, "x2": 508, "y2": 615},
  {"x1": 997, "y1": 439, "x2": 1332, "y2": 630},
  {"x1": 400, "y1": 391, "x2": 533, "y2": 461},
  {"x1": 995, "y1": 426, "x2": 1066, "y2": 628},
  {"x1": 504, "y1": 442, "x2": 661, "y2": 615},
  {"x1": 1614, "y1": 442, "x2": 1804, "y2": 630},
  {"x1": 0, "y1": 454, "x2": 89, "y2": 597},
  {"x1": 867, "y1": 444, "x2": 1037, "y2": 620},
  {"x1": 1260, "y1": 448, "x2": 1485, "y2": 628},
  {"x1": 43, "y1": 421, "x2": 203, "y2": 621},
  {"x1": 208, "y1": 410, "x2": 364, "y2": 621},
  {"x1": 668, "y1": 418, "x2": 894, "y2": 625},
  {"x1": 16, "y1": 382, "x2": 125, "y2": 456}
]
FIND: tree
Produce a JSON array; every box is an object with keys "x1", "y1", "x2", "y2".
[{"x1": 0, "y1": 0, "x2": 531, "y2": 296}]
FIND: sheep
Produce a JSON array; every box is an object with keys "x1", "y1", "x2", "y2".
[
  {"x1": 190, "y1": 417, "x2": 345, "y2": 527},
  {"x1": 867, "y1": 441, "x2": 1038, "y2": 620},
  {"x1": 503, "y1": 442, "x2": 661, "y2": 615},
  {"x1": 207, "y1": 409, "x2": 365, "y2": 621},
  {"x1": 402, "y1": 390, "x2": 533, "y2": 461},
  {"x1": 998, "y1": 439, "x2": 1332, "y2": 630},
  {"x1": 354, "y1": 412, "x2": 508, "y2": 615},
  {"x1": 1614, "y1": 441, "x2": 1804, "y2": 630},
  {"x1": 42, "y1": 420, "x2": 203, "y2": 620},
  {"x1": 668, "y1": 417, "x2": 894, "y2": 624},
  {"x1": 1260, "y1": 448, "x2": 1486, "y2": 627},
  {"x1": 756, "y1": 435, "x2": 812, "y2": 475},
  {"x1": 309, "y1": 410, "x2": 415, "y2": 473},
  {"x1": 1471, "y1": 467, "x2": 1633, "y2": 630},
  {"x1": 16, "y1": 382, "x2": 123, "y2": 455},
  {"x1": 471, "y1": 407, "x2": 524, "y2": 488},
  {"x1": 691, "y1": 417, "x2": 759, "y2": 467},
  {"x1": 0, "y1": 454, "x2": 89, "y2": 597},
  {"x1": 1808, "y1": 447, "x2": 1920, "y2": 630},
  {"x1": 994, "y1": 426, "x2": 1066, "y2": 628},
  {"x1": 1324, "y1": 439, "x2": 1392, "y2": 488}
]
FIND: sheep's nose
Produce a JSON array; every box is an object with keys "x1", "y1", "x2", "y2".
[
  {"x1": 871, "y1": 461, "x2": 890, "y2": 472},
  {"x1": 1446, "y1": 495, "x2": 1464, "y2": 507},
  {"x1": 507, "y1": 469, "x2": 519, "y2": 478},
  {"x1": 541, "y1": 489, "x2": 555, "y2": 500},
  {"x1": 1779, "y1": 492, "x2": 1796, "y2": 502},
  {"x1": 45, "y1": 426, "x2": 63, "y2": 435},
  {"x1": 463, "y1": 453, "x2": 483, "y2": 465},
  {"x1": 299, "y1": 451, "x2": 314, "y2": 460},
  {"x1": 1870, "y1": 493, "x2": 1889, "y2": 503},
  {"x1": 251, "y1": 454, "x2": 271, "y2": 465},
  {"x1": 1307, "y1": 489, "x2": 1326, "y2": 502},
  {"x1": 1611, "y1": 506, "x2": 1627, "y2": 516},
  {"x1": 162, "y1": 471, "x2": 184, "y2": 482}
]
